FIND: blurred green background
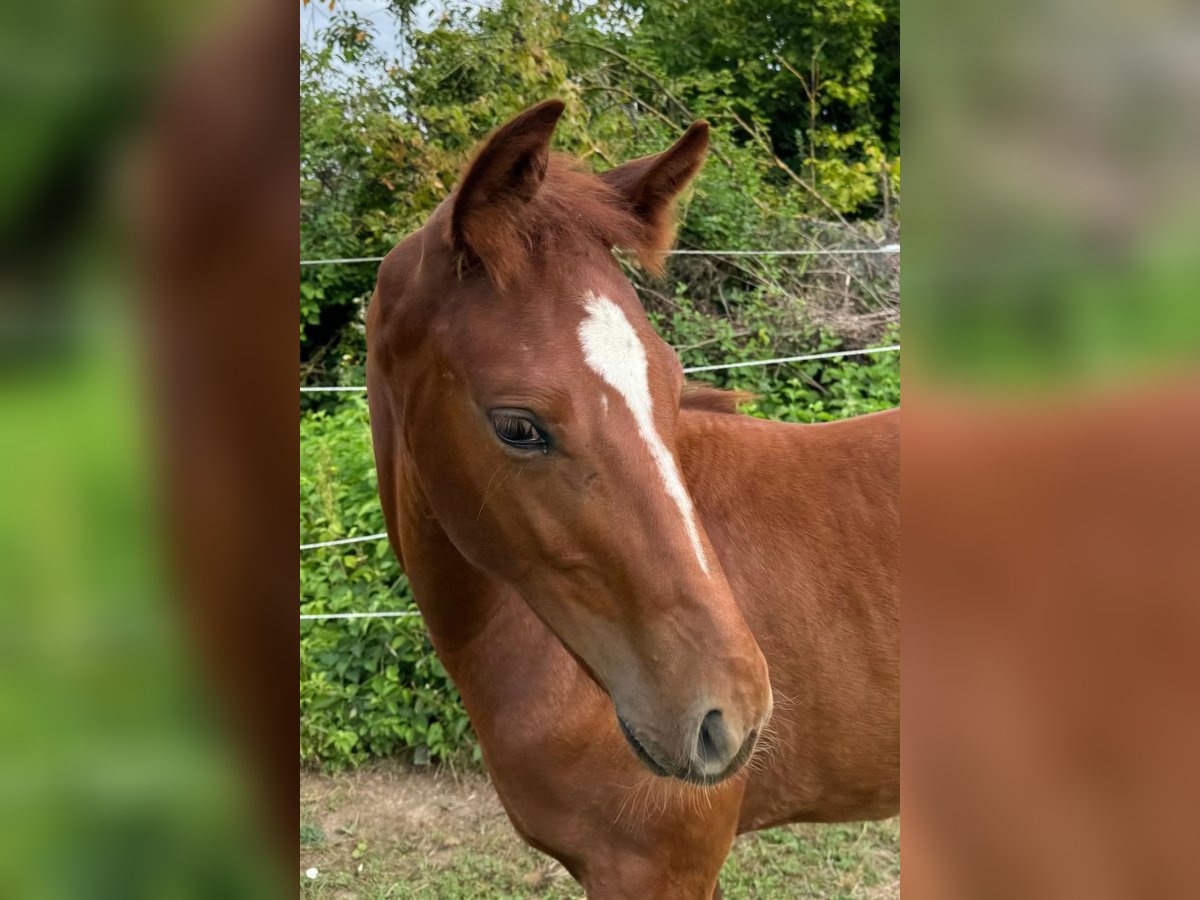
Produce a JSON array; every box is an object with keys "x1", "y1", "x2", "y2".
[
  {"x1": 903, "y1": 0, "x2": 1200, "y2": 386},
  {"x1": 0, "y1": 1, "x2": 283, "y2": 897}
]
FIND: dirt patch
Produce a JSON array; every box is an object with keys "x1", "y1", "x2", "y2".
[
  {"x1": 300, "y1": 762, "x2": 575, "y2": 898},
  {"x1": 303, "y1": 763, "x2": 503, "y2": 842},
  {"x1": 301, "y1": 762, "x2": 521, "y2": 868}
]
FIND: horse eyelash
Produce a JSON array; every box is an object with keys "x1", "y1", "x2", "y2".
[
  {"x1": 495, "y1": 416, "x2": 528, "y2": 437},
  {"x1": 492, "y1": 414, "x2": 547, "y2": 448}
]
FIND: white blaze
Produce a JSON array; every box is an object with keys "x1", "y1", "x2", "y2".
[{"x1": 578, "y1": 292, "x2": 710, "y2": 574}]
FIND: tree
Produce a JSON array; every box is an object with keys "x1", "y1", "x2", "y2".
[{"x1": 299, "y1": 0, "x2": 900, "y2": 379}]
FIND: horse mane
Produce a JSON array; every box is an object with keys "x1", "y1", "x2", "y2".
[
  {"x1": 443, "y1": 153, "x2": 675, "y2": 287},
  {"x1": 681, "y1": 382, "x2": 755, "y2": 415}
]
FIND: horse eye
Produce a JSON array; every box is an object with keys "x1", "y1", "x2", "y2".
[{"x1": 491, "y1": 413, "x2": 548, "y2": 452}]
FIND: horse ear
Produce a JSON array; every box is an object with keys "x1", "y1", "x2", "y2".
[
  {"x1": 600, "y1": 120, "x2": 709, "y2": 273},
  {"x1": 450, "y1": 99, "x2": 565, "y2": 286}
]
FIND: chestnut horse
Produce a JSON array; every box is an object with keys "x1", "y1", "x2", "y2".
[{"x1": 366, "y1": 100, "x2": 898, "y2": 898}]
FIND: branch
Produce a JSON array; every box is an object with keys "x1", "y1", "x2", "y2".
[
  {"x1": 673, "y1": 329, "x2": 753, "y2": 353},
  {"x1": 723, "y1": 109, "x2": 849, "y2": 227},
  {"x1": 772, "y1": 52, "x2": 816, "y2": 105},
  {"x1": 576, "y1": 80, "x2": 733, "y2": 168},
  {"x1": 558, "y1": 39, "x2": 695, "y2": 122}
]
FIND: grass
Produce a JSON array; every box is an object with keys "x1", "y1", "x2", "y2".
[
  {"x1": 299, "y1": 763, "x2": 898, "y2": 899},
  {"x1": 720, "y1": 823, "x2": 899, "y2": 899}
]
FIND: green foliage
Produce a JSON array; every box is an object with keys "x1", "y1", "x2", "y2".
[
  {"x1": 300, "y1": 397, "x2": 473, "y2": 770},
  {"x1": 644, "y1": 269, "x2": 899, "y2": 421},
  {"x1": 299, "y1": 822, "x2": 325, "y2": 848},
  {"x1": 630, "y1": 0, "x2": 899, "y2": 207},
  {"x1": 300, "y1": 0, "x2": 900, "y2": 382}
]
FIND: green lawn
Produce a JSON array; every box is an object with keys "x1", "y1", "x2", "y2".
[{"x1": 300, "y1": 764, "x2": 898, "y2": 899}]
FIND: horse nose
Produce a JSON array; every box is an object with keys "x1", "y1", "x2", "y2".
[{"x1": 692, "y1": 709, "x2": 752, "y2": 777}]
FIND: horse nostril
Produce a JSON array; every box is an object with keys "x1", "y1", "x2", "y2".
[{"x1": 697, "y1": 709, "x2": 731, "y2": 765}]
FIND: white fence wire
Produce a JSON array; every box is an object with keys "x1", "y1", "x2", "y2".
[
  {"x1": 301, "y1": 533, "x2": 389, "y2": 550},
  {"x1": 301, "y1": 344, "x2": 900, "y2": 394},
  {"x1": 301, "y1": 611, "x2": 420, "y2": 621}
]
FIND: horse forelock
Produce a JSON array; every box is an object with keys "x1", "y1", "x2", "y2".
[{"x1": 437, "y1": 153, "x2": 670, "y2": 289}]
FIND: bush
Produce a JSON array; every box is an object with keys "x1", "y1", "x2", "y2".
[
  {"x1": 300, "y1": 0, "x2": 900, "y2": 386},
  {"x1": 300, "y1": 398, "x2": 472, "y2": 770}
]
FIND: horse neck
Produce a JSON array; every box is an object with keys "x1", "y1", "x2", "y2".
[
  {"x1": 394, "y1": 493, "x2": 500, "y2": 654},
  {"x1": 393, "y1": 479, "x2": 592, "y2": 731},
  {"x1": 392, "y1": 455, "x2": 560, "y2": 671}
]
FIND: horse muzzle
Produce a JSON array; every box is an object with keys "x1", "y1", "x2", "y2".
[{"x1": 617, "y1": 711, "x2": 761, "y2": 786}]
